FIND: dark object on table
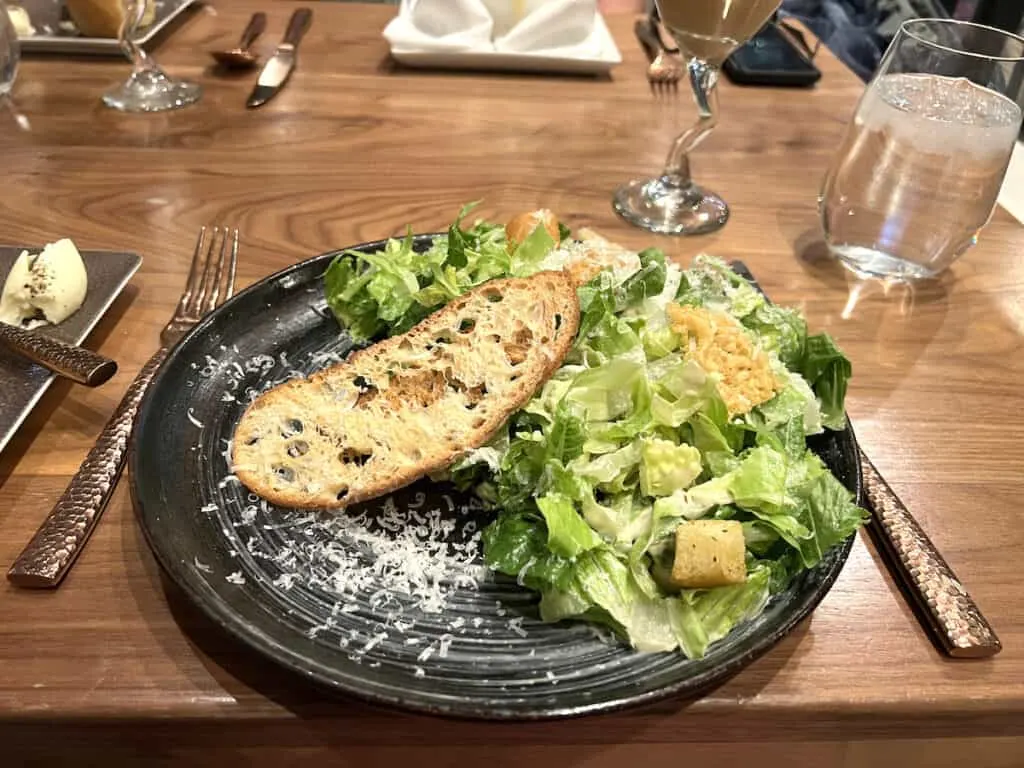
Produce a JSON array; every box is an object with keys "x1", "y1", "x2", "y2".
[
  {"x1": 724, "y1": 22, "x2": 822, "y2": 86},
  {"x1": 129, "y1": 243, "x2": 863, "y2": 720}
]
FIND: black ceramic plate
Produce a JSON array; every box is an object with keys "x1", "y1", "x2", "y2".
[{"x1": 130, "y1": 236, "x2": 861, "y2": 720}]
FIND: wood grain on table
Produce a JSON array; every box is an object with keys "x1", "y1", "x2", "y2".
[{"x1": 1, "y1": 1, "x2": 1022, "y2": 764}]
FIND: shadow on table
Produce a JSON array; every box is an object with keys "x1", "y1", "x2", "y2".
[
  {"x1": 783, "y1": 226, "x2": 958, "y2": 418},
  {"x1": 126, "y1": 515, "x2": 808, "y2": 749},
  {"x1": 375, "y1": 56, "x2": 615, "y2": 83}
]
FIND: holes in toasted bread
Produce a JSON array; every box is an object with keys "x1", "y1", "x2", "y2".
[
  {"x1": 287, "y1": 440, "x2": 309, "y2": 458},
  {"x1": 471, "y1": 417, "x2": 486, "y2": 429},
  {"x1": 244, "y1": 435, "x2": 260, "y2": 446},
  {"x1": 503, "y1": 327, "x2": 533, "y2": 366},
  {"x1": 339, "y1": 447, "x2": 372, "y2": 467},
  {"x1": 510, "y1": 373, "x2": 521, "y2": 383},
  {"x1": 434, "y1": 332, "x2": 453, "y2": 345},
  {"x1": 281, "y1": 418, "x2": 303, "y2": 437},
  {"x1": 485, "y1": 291, "x2": 503, "y2": 303},
  {"x1": 336, "y1": 485, "x2": 350, "y2": 502},
  {"x1": 273, "y1": 465, "x2": 295, "y2": 483},
  {"x1": 458, "y1": 318, "x2": 476, "y2": 334},
  {"x1": 554, "y1": 313, "x2": 563, "y2": 330}
]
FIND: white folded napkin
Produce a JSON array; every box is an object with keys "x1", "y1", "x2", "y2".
[{"x1": 384, "y1": 0, "x2": 604, "y2": 58}]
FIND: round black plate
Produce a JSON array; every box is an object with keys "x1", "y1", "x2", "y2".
[{"x1": 130, "y1": 236, "x2": 861, "y2": 720}]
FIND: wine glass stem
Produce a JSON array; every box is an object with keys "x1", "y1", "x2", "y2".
[
  {"x1": 120, "y1": 0, "x2": 152, "y2": 72},
  {"x1": 661, "y1": 58, "x2": 720, "y2": 186}
]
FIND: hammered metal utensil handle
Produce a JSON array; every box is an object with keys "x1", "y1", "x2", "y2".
[
  {"x1": 860, "y1": 452, "x2": 1001, "y2": 658},
  {"x1": 0, "y1": 321, "x2": 117, "y2": 387},
  {"x1": 7, "y1": 347, "x2": 169, "y2": 588}
]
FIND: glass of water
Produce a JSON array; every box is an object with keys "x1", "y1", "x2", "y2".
[{"x1": 820, "y1": 19, "x2": 1024, "y2": 280}]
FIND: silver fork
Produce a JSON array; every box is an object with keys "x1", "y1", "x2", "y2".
[
  {"x1": 635, "y1": 15, "x2": 681, "y2": 86},
  {"x1": 7, "y1": 227, "x2": 239, "y2": 589}
]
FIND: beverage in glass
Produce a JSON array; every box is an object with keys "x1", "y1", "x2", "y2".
[
  {"x1": 613, "y1": 0, "x2": 781, "y2": 235},
  {"x1": 820, "y1": 19, "x2": 1024, "y2": 279}
]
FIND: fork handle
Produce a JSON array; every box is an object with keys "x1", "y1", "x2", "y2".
[
  {"x1": 634, "y1": 17, "x2": 661, "y2": 61},
  {"x1": 7, "y1": 347, "x2": 169, "y2": 588}
]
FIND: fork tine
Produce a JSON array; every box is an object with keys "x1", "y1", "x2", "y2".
[
  {"x1": 204, "y1": 227, "x2": 229, "y2": 314},
  {"x1": 225, "y1": 229, "x2": 238, "y2": 300},
  {"x1": 177, "y1": 226, "x2": 208, "y2": 316},
  {"x1": 193, "y1": 226, "x2": 220, "y2": 314}
]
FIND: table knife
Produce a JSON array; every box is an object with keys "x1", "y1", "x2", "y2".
[
  {"x1": 0, "y1": 321, "x2": 117, "y2": 386},
  {"x1": 246, "y1": 7, "x2": 312, "y2": 109}
]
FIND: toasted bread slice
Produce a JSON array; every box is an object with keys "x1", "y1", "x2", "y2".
[{"x1": 231, "y1": 271, "x2": 580, "y2": 509}]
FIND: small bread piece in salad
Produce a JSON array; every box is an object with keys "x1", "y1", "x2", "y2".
[
  {"x1": 668, "y1": 519, "x2": 747, "y2": 589},
  {"x1": 505, "y1": 209, "x2": 560, "y2": 249}
]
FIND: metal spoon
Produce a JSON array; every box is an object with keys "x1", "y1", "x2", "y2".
[{"x1": 211, "y1": 12, "x2": 267, "y2": 69}]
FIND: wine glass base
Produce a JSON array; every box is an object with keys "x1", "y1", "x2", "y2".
[
  {"x1": 613, "y1": 176, "x2": 729, "y2": 235},
  {"x1": 102, "y1": 69, "x2": 202, "y2": 112}
]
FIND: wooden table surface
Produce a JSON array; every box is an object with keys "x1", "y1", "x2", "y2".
[{"x1": 2, "y1": 2, "x2": 1023, "y2": 765}]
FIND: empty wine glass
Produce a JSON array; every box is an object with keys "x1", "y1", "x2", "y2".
[
  {"x1": 614, "y1": 0, "x2": 781, "y2": 235},
  {"x1": 103, "y1": 0, "x2": 201, "y2": 112}
]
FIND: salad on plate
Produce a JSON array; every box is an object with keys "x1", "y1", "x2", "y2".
[{"x1": 321, "y1": 205, "x2": 866, "y2": 659}]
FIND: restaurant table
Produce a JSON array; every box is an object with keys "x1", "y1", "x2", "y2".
[{"x1": 2, "y1": 2, "x2": 1023, "y2": 765}]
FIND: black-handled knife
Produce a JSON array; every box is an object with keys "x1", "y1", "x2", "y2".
[{"x1": 246, "y1": 7, "x2": 313, "y2": 109}]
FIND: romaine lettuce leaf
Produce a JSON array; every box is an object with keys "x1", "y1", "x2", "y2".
[
  {"x1": 800, "y1": 333, "x2": 852, "y2": 431},
  {"x1": 537, "y1": 494, "x2": 604, "y2": 558}
]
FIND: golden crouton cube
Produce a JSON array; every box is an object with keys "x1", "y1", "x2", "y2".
[{"x1": 670, "y1": 519, "x2": 747, "y2": 589}]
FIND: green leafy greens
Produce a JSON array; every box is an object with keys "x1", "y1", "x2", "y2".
[{"x1": 323, "y1": 208, "x2": 865, "y2": 658}]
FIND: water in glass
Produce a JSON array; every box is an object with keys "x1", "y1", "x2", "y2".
[
  {"x1": 822, "y1": 73, "x2": 1021, "y2": 279},
  {"x1": 820, "y1": 18, "x2": 1024, "y2": 280}
]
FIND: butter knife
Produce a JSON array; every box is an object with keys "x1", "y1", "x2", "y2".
[
  {"x1": 0, "y1": 321, "x2": 117, "y2": 387},
  {"x1": 245, "y1": 7, "x2": 312, "y2": 108}
]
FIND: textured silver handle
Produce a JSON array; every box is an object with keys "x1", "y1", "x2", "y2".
[
  {"x1": 7, "y1": 347, "x2": 169, "y2": 588},
  {"x1": 0, "y1": 321, "x2": 117, "y2": 387},
  {"x1": 860, "y1": 453, "x2": 1001, "y2": 658}
]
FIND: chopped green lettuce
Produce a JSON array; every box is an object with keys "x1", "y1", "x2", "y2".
[{"x1": 323, "y1": 209, "x2": 864, "y2": 659}]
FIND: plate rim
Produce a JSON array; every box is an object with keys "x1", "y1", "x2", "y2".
[{"x1": 130, "y1": 237, "x2": 862, "y2": 720}]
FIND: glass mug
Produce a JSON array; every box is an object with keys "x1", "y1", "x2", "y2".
[{"x1": 820, "y1": 19, "x2": 1024, "y2": 280}]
